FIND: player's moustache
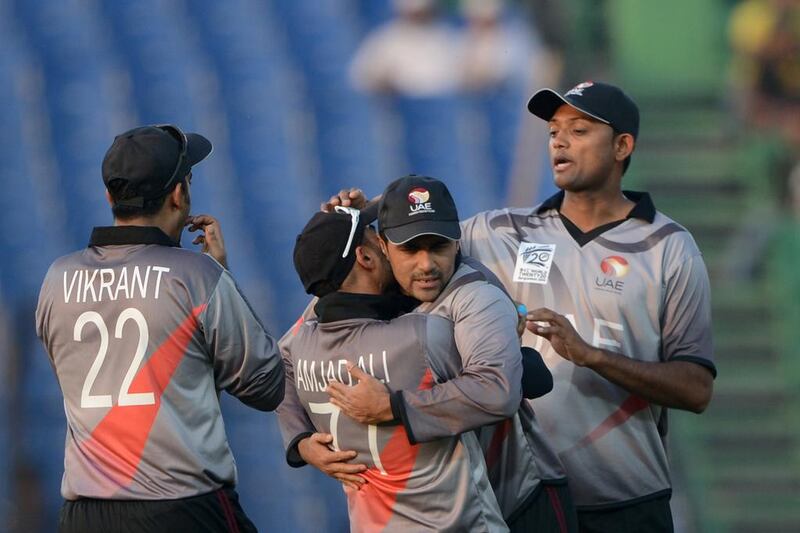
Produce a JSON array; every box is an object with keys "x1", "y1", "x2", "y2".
[{"x1": 411, "y1": 270, "x2": 442, "y2": 282}]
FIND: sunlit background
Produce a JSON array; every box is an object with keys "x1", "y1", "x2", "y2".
[{"x1": 1, "y1": 0, "x2": 798, "y2": 531}]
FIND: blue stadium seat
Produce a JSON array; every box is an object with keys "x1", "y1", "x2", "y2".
[
  {"x1": 189, "y1": 0, "x2": 318, "y2": 325},
  {"x1": 14, "y1": 0, "x2": 129, "y2": 246},
  {"x1": 393, "y1": 95, "x2": 498, "y2": 218},
  {"x1": 269, "y1": 0, "x2": 390, "y2": 194},
  {"x1": 0, "y1": 16, "x2": 64, "y2": 305}
]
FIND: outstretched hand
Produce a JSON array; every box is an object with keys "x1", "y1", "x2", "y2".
[
  {"x1": 327, "y1": 362, "x2": 394, "y2": 425},
  {"x1": 186, "y1": 214, "x2": 227, "y2": 269}
]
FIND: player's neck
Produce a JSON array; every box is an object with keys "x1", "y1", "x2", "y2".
[
  {"x1": 114, "y1": 214, "x2": 182, "y2": 243},
  {"x1": 560, "y1": 188, "x2": 634, "y2": 232},
  {"x1": 339, "y1": 273, "x2": 383, "y2": 296}
]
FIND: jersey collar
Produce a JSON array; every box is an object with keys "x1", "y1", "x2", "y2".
[
  {"x1": 536, "y1": 190, "x2": 656, "y2": 223},
  {"x1": 89, "y1": 226, "x2": 181, "y2": 247},
  {"x1": 315, "y1": 292, "x2": 420, "y2": 323}
]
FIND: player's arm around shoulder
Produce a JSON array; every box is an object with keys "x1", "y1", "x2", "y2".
[
  {"x1": 448, "y1": 279, "x2": 523, "y2": 417},
  {"x1": 200, "y1": 268, "x2": 285, "y2": 411}
]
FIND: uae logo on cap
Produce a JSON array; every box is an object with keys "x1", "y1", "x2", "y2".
[
  {"x1": 600, "y1": 256, "x2": 629, "y2": 277},
  {"x1": 408, "y1": 188, "x2": 430, "y2": 204},
  {"x1": 565, "y1": 81, "x2": 593, "y2": 97},
  {"x1": 407, "y1": 187, "x2": 434, "y2": 216}
]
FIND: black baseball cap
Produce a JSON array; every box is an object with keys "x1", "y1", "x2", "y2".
[
  {"x1": 527, "y1": 81, "x2": 639, "y2": 139},
  {"x1": 102, "y1": 124, "x2": 213, "y2": 207},
  {"x1": 378, "y1": 175, "x2": 461, "y2": 245},
  {"x1": 293, "y1": 203, "x2": 379, "y2": 297}
]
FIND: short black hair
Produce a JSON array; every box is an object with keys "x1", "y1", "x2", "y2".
[{"x1": 109, "y1": 176, "x2": 187, "y2": 220}]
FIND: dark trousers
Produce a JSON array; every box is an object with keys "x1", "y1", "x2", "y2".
[
  {"x1": 508, "y1": 481, "x2": 579, "y2": 533},
  {"x1": 577, "y1": 494, "x2": 674, "y2": 533},
  {"x1": 60, "y1": 487, "x2": 257, "y2": 533}
]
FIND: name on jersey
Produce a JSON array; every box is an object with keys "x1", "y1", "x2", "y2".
[
  {"x1": 513, "y1": 242, "x2": 555, "y2": 284},
  {"x1": 62, "y1": 265, "x2": 170, "y2": 304},
  {"x1": 296, "y1": 351, "x2": 391, "y2": 393}
]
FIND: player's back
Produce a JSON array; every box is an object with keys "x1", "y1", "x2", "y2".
[
  {"x1": 36, "y1": 237, "x2": 278, "y2": 501},
  {"x1": 286, "y1": 310, "x2": 507, "y2": 533}
]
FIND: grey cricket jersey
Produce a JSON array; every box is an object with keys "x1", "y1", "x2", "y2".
[
  {"x1": 35, "y1": 226, "x2": 284, "y2": 501},
  {"x1": 277, "y1": 292, "x2": 508, "y2": 533},
  {"x1": 460, "y1": 191, "x2": 716, "y2": 509},
  {"x1": 400, "y1": 258, "x2": 567, "y2": 520}
]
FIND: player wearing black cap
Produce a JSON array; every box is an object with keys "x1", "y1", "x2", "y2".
[
  {"x1": 458, "y1": 82, "x2": 717, "y2": 532},
  {"x1": 36, "y1": 124, "x2": 285, "y2": 532}
]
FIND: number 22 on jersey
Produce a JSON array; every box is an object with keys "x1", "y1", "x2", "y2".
[{"x1": 73, "y1": 307, "x2": 155, "y2": 408}]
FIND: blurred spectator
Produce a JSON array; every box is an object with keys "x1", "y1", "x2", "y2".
[
  {"x1": 350, "y1": 0, "x2": 461, "y2": 97},
  {"x1": 729, "y1": 0, "x2": 800, "y2": 119},
  {"x1": 729, "y1": 0, "x2": 800, "y2": 210},
  {"x1": 458, "y1": 0, "x2": 540, "y2": 91}
]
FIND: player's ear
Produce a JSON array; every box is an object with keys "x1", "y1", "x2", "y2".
[
  {"x1": 354, "y1": 245, "x2": 373, "y2": 270},
  {"x1": 376, "y1": 234, "x2": 389, "y2": 256},
  {"x1": 614, "y1": 133, "x2": 635, "y2": 163},
  {"x1": 104, "y1": 189, "x2": 114, "y2": 207},
  {"x1": 170, "y1": 182, "x2": 185, "y2": 210}
]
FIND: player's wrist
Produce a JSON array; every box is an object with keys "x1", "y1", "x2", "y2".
[
  {"x1": 578, "y1": 346, "x2": 605, "y2": 369},
  {"x1": 376, "y1": 393, "x2": 395, "y2": 423}
]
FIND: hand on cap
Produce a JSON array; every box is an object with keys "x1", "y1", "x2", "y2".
[
  {"x1": 186, "y1": 214, "x2": 228, "y2": 269},
  {"x1": 321, "y1": 188, "x2": 368, "y2": 212},
  {"x1": 327, "y1": 362, "x2": 394, "y2": 425}
]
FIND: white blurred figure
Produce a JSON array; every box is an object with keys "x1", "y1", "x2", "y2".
[
  {"x1": 458, "y1": 0, "x2": 539, "y2": 92},
  {"x1": 349, "y1": 0, "x2": 461, "y2": 97}
]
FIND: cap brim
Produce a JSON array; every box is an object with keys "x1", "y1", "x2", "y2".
[
  {"x1": 526, "y1": 88, "x2": 610, "y2": 125},
  {"x1": 384, "y1": 220, "x2": 461, "y2": 245},
  {"x1": 186, "y1": 132, "x2": 213, "y2": 166}
]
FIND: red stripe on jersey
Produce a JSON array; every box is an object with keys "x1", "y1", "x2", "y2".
[
  {"x1": 291, "y1": 316, "x2": 304, "y2": 336},
  {"x1": 353, "y1": 368, "x2": 434, "y2": 530},
  {"x1": 80, "y1": 305, "x2": 206, "y2": 491},
  {"x1": 575, "y1": 394, "x2": 649, "y2": 449},
  {"x1": 485, "y1": 418, "x2": 513, "y2": 472}
]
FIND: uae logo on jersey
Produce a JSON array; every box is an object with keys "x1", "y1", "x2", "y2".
[
  {"x1": 407, "y1": 187, "x2": 435, "y2": 216},
  {"x1": 600, "y1": 256, "x2": 629, "y2": 277},
  {"x1": 596, "y1": 256, "x2": 628, "y2": 293}
]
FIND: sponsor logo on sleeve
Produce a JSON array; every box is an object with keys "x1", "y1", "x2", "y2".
[{"x1": 513, "y1": 242, "x2": 556, "y2": 284}]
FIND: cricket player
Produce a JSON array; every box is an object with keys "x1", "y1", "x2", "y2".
[
  {"x1": 457, "y1": 82, "x2": 717, "y2": 532},
  {"x1": 35, "y1": 125, "x2": 285, "y2": 532}
]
